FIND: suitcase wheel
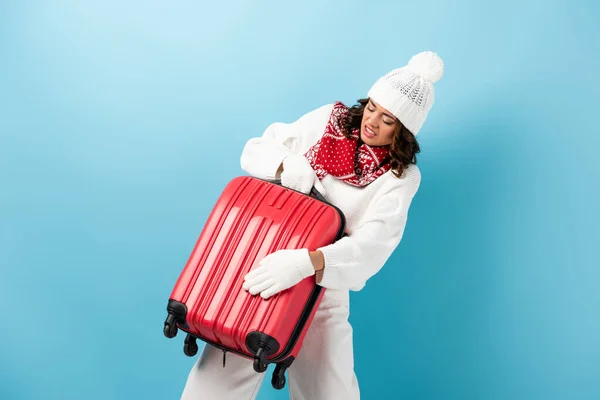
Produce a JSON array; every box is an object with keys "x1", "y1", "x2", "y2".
[
  {"x1": 253, "y1": 346, "x2": 269, "y2": 373},
  {"x1": 183, "y1": 334, "x2": 198, "y2": 357},
  {"x1": 271, "y1": 364, "x2": 287, "y2": 390},
  {"x1": 253, "y1": 358, "x2": 268, "y2": 373},
  {"x1": 163, "y1": 314, "x2": 178, "y2": 339}
]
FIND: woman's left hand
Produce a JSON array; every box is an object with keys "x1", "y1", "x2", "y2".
[{"x1": 242, "y1": 249, "x2": 315, "y2": 299}]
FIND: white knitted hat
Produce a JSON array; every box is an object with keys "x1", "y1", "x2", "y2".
[{"x1": 367, "y1": 51, "x2": 444, "y2": 135}]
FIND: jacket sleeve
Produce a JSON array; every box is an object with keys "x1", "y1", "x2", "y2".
[
  {"x1": 317, "y1": 166, "x2": 422, "y2": 291},
  {"x1": 239, "y1": 103, "x2": 334, "y2": 180}
]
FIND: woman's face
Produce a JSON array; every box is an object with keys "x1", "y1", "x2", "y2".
[{"x1": 360, "y1": 99, "x2": 399, "y2": 147}]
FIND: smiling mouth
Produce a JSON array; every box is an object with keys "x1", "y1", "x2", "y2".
[{"x1": 364, "y1": 125, "x2": 377, "y2": 138}]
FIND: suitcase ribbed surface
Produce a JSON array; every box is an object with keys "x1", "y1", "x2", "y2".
[{"x1": 170, "y1": 176, "x2": 343, "y2": 360}]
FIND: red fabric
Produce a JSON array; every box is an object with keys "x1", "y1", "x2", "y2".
[{"x1": 304, "y1": 102, "x2": 391, "y2": 187}]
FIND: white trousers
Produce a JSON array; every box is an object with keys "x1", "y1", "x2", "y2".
[{"x1": 179, "y1": 290, "x2": 360, "y2": 400}]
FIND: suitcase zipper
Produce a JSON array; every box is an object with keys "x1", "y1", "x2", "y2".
[{"x1": 222, "y1": 349, "x2": 227, "y2": 368}]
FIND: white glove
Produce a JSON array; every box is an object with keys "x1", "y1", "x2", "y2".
[
  {"x1": 280, "y1": 154, "x2": 317, "y2": 194},
  {"x1": 242, "y1": 249, "x2": 315, "y2": 299}
]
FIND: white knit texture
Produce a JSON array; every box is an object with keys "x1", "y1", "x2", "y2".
[
  {"x1": 240, "y1": 103, "x2": 421, "y2": 292},
  {"x1": 367, "y1": 51, "x2": 444, "y2": 135}
]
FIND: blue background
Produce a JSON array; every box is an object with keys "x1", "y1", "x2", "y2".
[{"x1": 1, "y1": 1, "x2": 599, "y2": 399}]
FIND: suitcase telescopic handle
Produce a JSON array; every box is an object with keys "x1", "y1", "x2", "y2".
[{"x1": 269, "y1": 179, "x2": 327, "y2": 203}]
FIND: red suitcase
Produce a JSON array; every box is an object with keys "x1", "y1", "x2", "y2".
[{"x1": 163, "y1": 176, "x2": 345, "y2": 389}]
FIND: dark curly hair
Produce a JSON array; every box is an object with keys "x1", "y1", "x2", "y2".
[{"x1": 342, "y1": 98, "x2": 420, "y2": 179}]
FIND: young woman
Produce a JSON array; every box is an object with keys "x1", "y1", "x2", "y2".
[{"x1": 180, "y1": 50, "x2": 444, "y2": 400}]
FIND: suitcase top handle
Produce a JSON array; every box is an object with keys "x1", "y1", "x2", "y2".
[{"x1": 269, "y1": 179, "x2": 327, "y2": 204}]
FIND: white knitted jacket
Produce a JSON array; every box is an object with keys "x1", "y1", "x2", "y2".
[{"x1": 240, "y1": 103, "x2": 421, "y2": 292}]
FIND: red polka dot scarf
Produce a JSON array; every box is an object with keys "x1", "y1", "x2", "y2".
[{"x1": 304, "y1": 102, "x2": 392, "y2": 187}]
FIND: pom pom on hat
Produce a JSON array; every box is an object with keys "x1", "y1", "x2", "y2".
[
  {"x1": 406, "y1": 51, "x2": 444, "y2": 84},
  {"x1": 367, "y1": 50, "x2": 444, "y2": 135}
]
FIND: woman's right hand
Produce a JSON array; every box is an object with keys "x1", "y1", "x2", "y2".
[{"x1": 279, "y1": 154, "x2": 318, "y2": 194}]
